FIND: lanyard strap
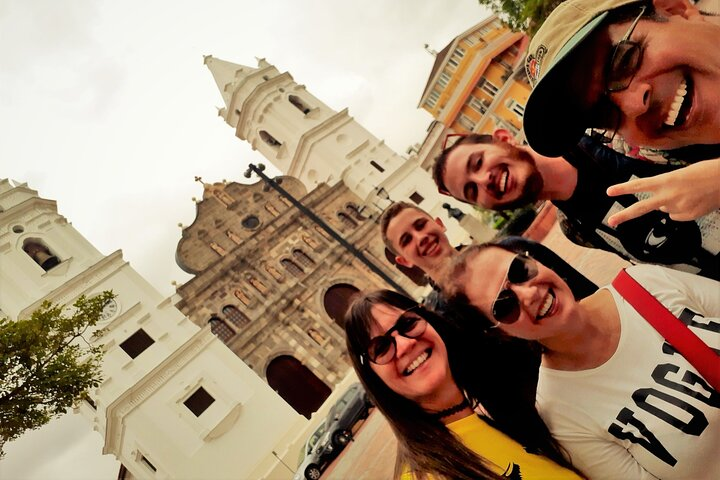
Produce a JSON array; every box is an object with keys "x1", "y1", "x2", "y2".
[{"x1": 612, "y1": 269, "x2": 720, "y2": 391}]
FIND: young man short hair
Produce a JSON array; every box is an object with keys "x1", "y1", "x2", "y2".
[{"x1": 433, "y1": 130, "x2": 720, "y2": 280}]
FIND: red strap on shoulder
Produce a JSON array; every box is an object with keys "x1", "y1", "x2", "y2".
[{"x1": 612, "y1": 269, "x2": 720, "y2": 391}]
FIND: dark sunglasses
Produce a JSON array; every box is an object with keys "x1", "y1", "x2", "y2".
[
  {"x1": 363, "y1": 306, "x2": 428, "y2": 365},
  {"x1": 591, "y1": 6, "x2": 646, "y2": 142},
  {"x1": 490, "y1": 253, "x2": 539, "y2": 326}
]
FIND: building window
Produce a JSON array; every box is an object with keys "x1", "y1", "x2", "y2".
[
  {"x1": 289, "y1": 95, "x2": 311, "y2": 114},
  {"x1": 346, "y1": 203, "x2": 364, "y2": 220},
  {"x1": 140, "y1": 455, "x2": 157, "y2": 473},
  {"x1": 279, "y1": 196, "x2": 292, "y2": 207},
  {"x1": 427, "y1": 89, "x2": 441, "y2": 108},
  {"x1": 265, "y1": 203, "x2": 280, "y2": 216},
  {"x1": 209, "y1": 317, "x2": 235, "y2": 343},
  {"x1": 86, "y1": 397, "x2": 97, "y2": 410},
  {"x1": 222, "y1": 305, "x2": 250, "y2": 327},
  {"x1": 453, "y1": 47, "x2": 465, "y2": 59},
  {"x1": 409, "y1": 192, "x2": 424, "y2": 205},
  {"x1": 119, "y1": 329, "x2": 154, "y2": 359},
  {"x1": 234, "y1": 289, "x2": 252, "y2": 306},
  {"x1": 307, "y1": 328, "x2": 327, "y2": 345},
  {"x1": 437, "y1": 71, "x2": 451, "y2": 89},
  {"x1": 337, "y1": 212, "x2": 357, "y2": 229},
  {"x1": 369, "y1": 160, "x2": 384, "y2": 173},
  {"x1": 248, "y1": 276, "x2": 269, "y2": 295},
  {"x1": 477, "y1": 78, "x2": 498, "y2": 97},
  {"x1": 259, "y1": 130, "x2": 282, "y2": 147},
  {"x1": 469, "y1": 96, "x2": 487, "y2": 114},
  {"x1": 458, "y1": 113, "x2": 476, "y2": 132},
  {"x1": 506, "y1": 99, "x2": 526, "y2": 118},
  {"x1": 447, "y1": 56, "x2": 460, "y2": 69},
  {"x1": 293, "y1": 249, "x2": 314, "y2": 267},
  {"x1": 22, "y1": 240, "x2": 60, "y2": 272},
  {"x1": 281, "y1": 258, "x2": 304, "y2": 278},
  {"x1": 184, "y1": 387, "x2": 215, "y2": 417},
  {"x1": 241, "y1": 215, "x2": 260, "y2": 229}
]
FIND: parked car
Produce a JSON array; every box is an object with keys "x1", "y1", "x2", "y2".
[{"x1": 293, "y1": 383, "x2": 373, "y2": 480}]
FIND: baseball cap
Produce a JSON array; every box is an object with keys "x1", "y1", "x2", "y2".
[{"x1": 523, "y1": 0, "x2": 643, "y2": 156}]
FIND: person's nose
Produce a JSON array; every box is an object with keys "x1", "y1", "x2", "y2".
[
  {"x1": 509, "y1": 282, "x2": 542, "y2": 310},
  {"x1": 610, "y1": 80, "x2": 651, "y2": 120},
  {"x1": 393, "y1": 332, "x2": 416, "y2": 359}
]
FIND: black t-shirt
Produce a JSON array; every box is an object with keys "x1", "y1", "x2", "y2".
[{"x1": 553, "y1": 136, "x2": 719, "y2": 281}]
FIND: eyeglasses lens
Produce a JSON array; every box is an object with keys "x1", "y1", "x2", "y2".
[
  {"x1": 367, "y1": 313, "x2": 426, "y2": 365},
  {"x1": 492, "y1": 256, "x2": 538, "y2": 325},
  {"x1": 607, "y1": 42, "x2": 642, "y2": 92}
]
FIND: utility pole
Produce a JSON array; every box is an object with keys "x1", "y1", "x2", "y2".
[{"x1": 244, "y1": 163, "x2": 409, "y2": 296}]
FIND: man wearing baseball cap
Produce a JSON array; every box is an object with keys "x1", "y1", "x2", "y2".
[{"x1": 523, "y1": 0, "x2": 720, "y2": 225}]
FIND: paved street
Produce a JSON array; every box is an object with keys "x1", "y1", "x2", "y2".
[{"x1": 320, "y1": 222, "x2": 631, "y2": 479}]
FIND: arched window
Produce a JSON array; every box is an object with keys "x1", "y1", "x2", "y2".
[
  {"x1": 266, "y1": 265, "x2": 284, "y2": 281},
  {"x1": 292, "y1": 249, "x2": 314, "y2": 268},
  {"x1": 209, "y1": 317, "x2": 235, "y2": 343},
  {"x1": 222, "y1": 305, "x2": 250, "y2": 327},
  {"x1": 248, "y1": 276, "x2": 269, "y2": 295},
  {"x1": 234, "y1": 289, "x2": 252, "y2": 306},
  {"x1": 259, "y1": 130, "x2": 282, "y2": 147},
  {"x1": 22, "y1": 239, "x2": 60, "y2": 271},
  {"x1": 323, "y1": 284, "x2": 360, "y2": 329},
  {"x1": 288, "y1": 95, "x2": 311, "y2": 114},
  {"x1": 346, "y1": 203, "x2": 364, "y2": 220},
  {"x1": 337, "y1": 212, "x2": 357, "y2": 229},
  {"x1": 281, "y1": 259, "x2": 304, "y2": 278},
  {"x1": 279, "y1": 196, "x2": 293, "y2": 207}
]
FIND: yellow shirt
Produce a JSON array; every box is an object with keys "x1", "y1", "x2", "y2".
[{"x1": 401, "y1": 414, "x2": 581, "y2": 479}]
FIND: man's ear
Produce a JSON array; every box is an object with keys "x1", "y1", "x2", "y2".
[
  {"x1": 492, "y1": 128, "x2": 516, "y2": 144},
  {"x1": 653, "y1": 0, "x2": 701, "y2": 19},
  {"x1": 395, "y1": 255, "x2": 414, "y2": 268},
  {"x1": 434, "y1": 217, "x2": 447, "y2": 231}
]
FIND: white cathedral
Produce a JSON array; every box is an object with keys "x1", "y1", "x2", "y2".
[{"x1": 0, "y1": 54, "x2": 486, "y2": 480}]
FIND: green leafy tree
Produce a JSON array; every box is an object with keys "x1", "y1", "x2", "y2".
[
  {"x1": 478, "y1": 0, "x2": 567, "y2": 35},
  {"x1": 0, "y1": 292, "x2": 113, "y2": 458}
]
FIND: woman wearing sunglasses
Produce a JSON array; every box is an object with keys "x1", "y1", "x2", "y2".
[
  {"x1": 444, "y1": 243, "x2": 720, "y2": 480},
  {"x1": 344, "y1": 289, "x2": 584, "y2": 479}
]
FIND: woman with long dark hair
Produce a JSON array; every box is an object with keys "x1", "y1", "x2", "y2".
[
  {"x1": 344, "y1": 289, "x2": 583, "y2": 479},
  {"x1": 444, "y1": 243, "x2": 720, "y2": 479}
]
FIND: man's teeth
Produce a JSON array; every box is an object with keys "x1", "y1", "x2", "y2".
[
  {"x1": 664, "y1": 79, "x2": 687, "y2": 127},
  {"x1": 538, "y1": 291, "x2": 554, "y2": 318},
  {"x1": 404, "y1": 351, "x2": 429, "y2": 375},
  {"x1": 499, "y1": 170, "x2": 509, "y2": 194}
]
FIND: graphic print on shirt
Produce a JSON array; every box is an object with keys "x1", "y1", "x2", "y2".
[{"x1": 607, "y1": 308, "x2": 720, "y2": 466}]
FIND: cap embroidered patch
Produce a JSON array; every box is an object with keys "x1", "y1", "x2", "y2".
[{"x1": 525, "y1": 45, "x2": 547, "y2": 86}]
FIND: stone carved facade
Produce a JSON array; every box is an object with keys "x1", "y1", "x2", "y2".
[{"x1": 174, "y1": 176, "x2": 417, "y2": 415}]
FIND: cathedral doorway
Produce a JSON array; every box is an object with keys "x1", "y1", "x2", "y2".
[
  {"x1": 323, "y1": 283, "x2": 360, "y2": 329},
  {"x1": 266, "y1": 355, "x2": 331, "y2": 419}
]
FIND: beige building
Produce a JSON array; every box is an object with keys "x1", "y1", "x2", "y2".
[{"x1": 174, "y1": 176, "x2": 419, "y2": 418}]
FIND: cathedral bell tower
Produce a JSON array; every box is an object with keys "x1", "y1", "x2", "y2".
[{"x1": 204, "y1": 55, "x2": 414, "y2": 202}]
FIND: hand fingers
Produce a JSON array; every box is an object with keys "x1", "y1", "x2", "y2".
[
  {"x1": 607, "y1": 197, "x2": 665, "y2": 227},
  {"x1": 606, "y1": 177, "x2": 657, "y2": 197}
]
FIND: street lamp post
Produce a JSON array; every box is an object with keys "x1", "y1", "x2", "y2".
[{"x1": 243, "y1": 163, "x2": 409, "y2": 296}]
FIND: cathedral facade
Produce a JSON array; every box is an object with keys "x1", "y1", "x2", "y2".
[{"x1": 174, "y1": 176, "x2": 419, "y2": 418}]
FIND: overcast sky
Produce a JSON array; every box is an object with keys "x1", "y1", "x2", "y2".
[{"x1": 0, "y1": 0, "x2": 490, "y2": 478}]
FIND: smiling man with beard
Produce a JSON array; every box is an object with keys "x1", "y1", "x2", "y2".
[{"x1": 433, "y1": 129, "x2": 720, "y2": 280}]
